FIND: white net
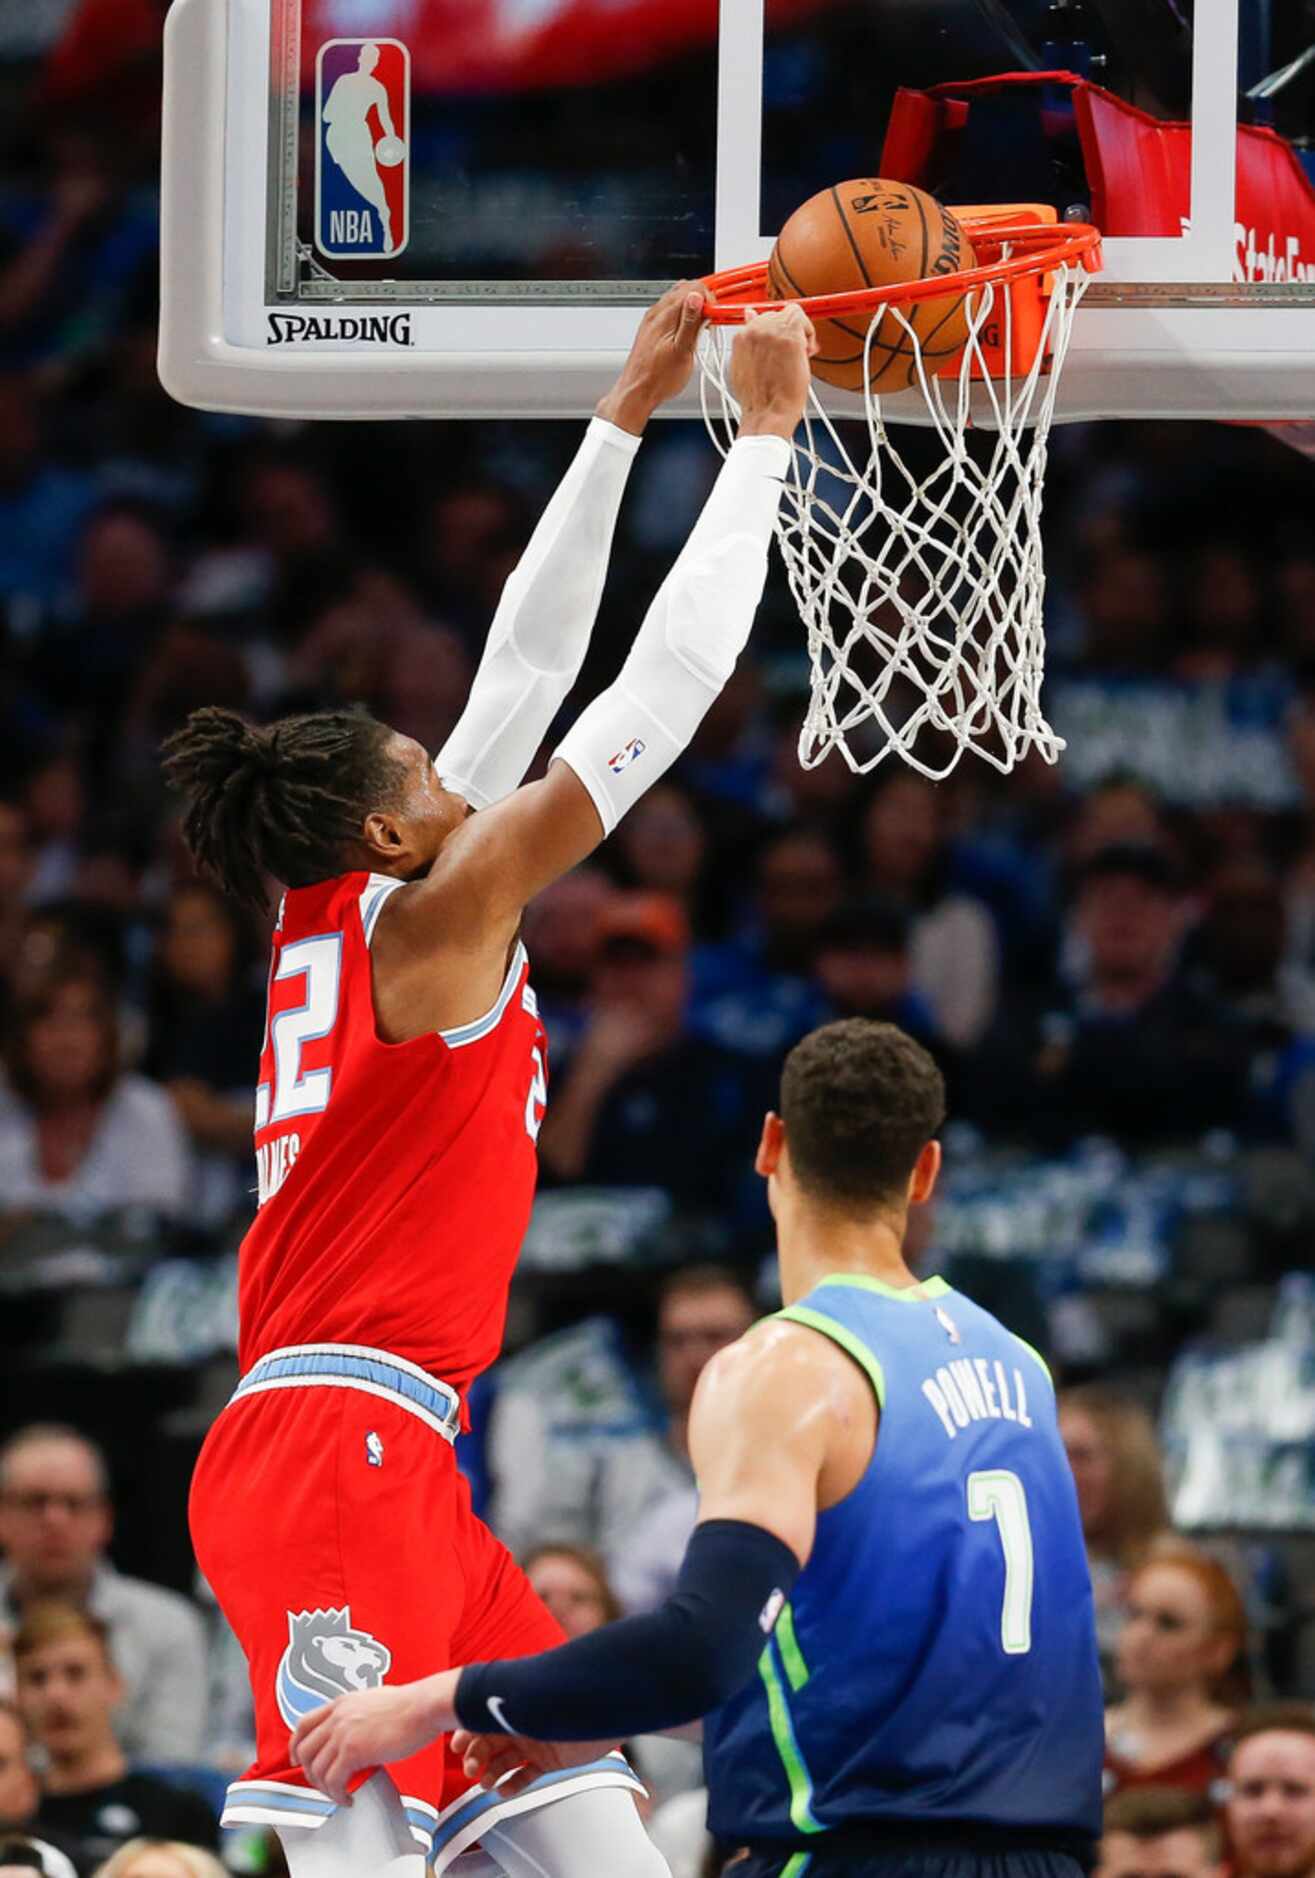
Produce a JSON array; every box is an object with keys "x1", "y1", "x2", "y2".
[{"x1": 699, "y1": 260, "x2": 1090, "y2": 780}]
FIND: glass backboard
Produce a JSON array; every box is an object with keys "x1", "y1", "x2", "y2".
[{"x1": 158, "y1": 0, "x2": 1315, "y2": 419}]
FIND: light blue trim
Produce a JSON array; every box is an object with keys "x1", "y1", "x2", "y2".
[
  {"x1": 440, "y1": 942, "x2": 527, "y2": 1048},
  {"x1": 233, "y1": 1349, "x2": 460, "y2": 1433},
  {"x1": 360, "y1": 875, "x2": 405, "y2": 946},
  {"x1": 430, "y1": 1757, "x2": 640, "y2": 1852},
  {"x1": 225, "y1": 1789, "x2": 335, "y2": 1816}
]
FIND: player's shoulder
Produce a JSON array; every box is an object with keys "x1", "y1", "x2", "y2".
[{"x1": 699, "y1": 1313, "x2": 873, "y2": 1417}]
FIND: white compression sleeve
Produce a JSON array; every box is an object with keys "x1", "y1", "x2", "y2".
[
  {"x1": 433, "y1": 416, "x2": 641, "y2": 809},
  {"x1": 552, "y1": 433, "x2": 790, "y2": 835}
]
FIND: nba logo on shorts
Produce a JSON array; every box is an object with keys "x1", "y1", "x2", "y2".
[{"x1": 315, "y1": 39, "x2": 410, "y2": 261}]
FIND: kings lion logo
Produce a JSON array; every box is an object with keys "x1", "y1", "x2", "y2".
[{"x1": 275, "y1": 1606, "x2": 393, "y2": 1728}]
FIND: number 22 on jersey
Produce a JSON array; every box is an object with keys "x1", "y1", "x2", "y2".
[{"x1": 256, "y1": 930, "x2": 548, "y2": 1142}]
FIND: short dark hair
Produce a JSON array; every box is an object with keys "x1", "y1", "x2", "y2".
[
  {"x1": 657, "y1": 1264, "x2": 755, "y2": 1316},
  {"x1": 1103, "y1": 1787, "x2": 1221, "y2": 1860},
  {"x1": 1229, "y1": 1702, "x2": 1315, "y2": 1755},
  {"x1": 161, "y1": 705, "x2": 406, "y2": 910},
  {"x1": 779, "y1": 1019, "x2": 946, "y2": 1210}
]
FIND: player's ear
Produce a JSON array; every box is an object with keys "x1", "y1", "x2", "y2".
[
  {"x1": 755, "y1": 1111, "x2": 784, "y2": 1180},
  {"x1": 361, "y1": 807, "x2": 408, "y2": 862},
  {"x1": 908, "y1": 1138, "x2": 942, "y2": 1208}
]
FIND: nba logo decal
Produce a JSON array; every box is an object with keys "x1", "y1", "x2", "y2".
[{"x1": 315, "y1": 39, "x2": 410, "y2": 261}]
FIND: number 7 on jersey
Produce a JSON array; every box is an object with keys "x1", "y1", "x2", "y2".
[{"x1": 968, "y1": 1469, "x2": 1034, "y2": 1655}]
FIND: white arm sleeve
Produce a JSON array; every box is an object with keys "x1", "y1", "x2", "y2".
[
  {"x1": 433, "y1": 416, "x2": 641, "y2": 808},
  {"x1": 553, "y1": 433, "x2": 790, "y2": 834}
]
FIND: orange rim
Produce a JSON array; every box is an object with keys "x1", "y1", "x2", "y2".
[{"x1": 699, "y1": 217, "x2": 1102, "y2": 324}]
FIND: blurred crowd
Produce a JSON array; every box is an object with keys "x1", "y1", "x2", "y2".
[{"x1": 1, "y1": 8, "x2": 1315, "y2": 1878}]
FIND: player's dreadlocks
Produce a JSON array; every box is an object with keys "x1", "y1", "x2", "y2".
[{"x1": 161, "y1": 706, "x2": 405, "y2": 910}]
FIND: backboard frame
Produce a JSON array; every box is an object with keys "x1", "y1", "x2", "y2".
[{"x1": 158, "y1": 0, "x2": 1315, "y2": 421}]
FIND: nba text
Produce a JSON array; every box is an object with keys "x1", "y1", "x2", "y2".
[
  {"x1": 266, "y1": 313, "x2": 415, "y2": 346},
  {"x1": 921, "y1": 1358, "x2": 1033, "y2": 1441},
  {"x1": 257, "y1": 1131, "x2": 301, "y2": 1205}
]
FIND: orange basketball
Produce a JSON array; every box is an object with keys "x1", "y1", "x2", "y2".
[{"x1": 768, "y1": 179, "x2": 975, "y2": 394}]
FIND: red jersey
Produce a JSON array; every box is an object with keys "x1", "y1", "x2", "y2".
[{"x1": 238, "y1": 870, "x2": 547, "y2": 1402}]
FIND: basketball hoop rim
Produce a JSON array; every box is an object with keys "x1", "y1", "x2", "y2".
[{"x1": 698, "y1": 217, "x2": 1102, "y2": 324}]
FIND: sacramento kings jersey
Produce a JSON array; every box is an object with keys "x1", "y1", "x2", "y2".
[
  {"x1": 237, "y1": 870, "x2": 547, "y2": 1404},
  {"x1": 704, "y1": 1275, "x2": 1104, "y2": 1849}
]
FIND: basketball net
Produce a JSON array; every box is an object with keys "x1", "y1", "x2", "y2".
[{"x1": 698, "y1": 259, "x2": 1092, "y2": 781}]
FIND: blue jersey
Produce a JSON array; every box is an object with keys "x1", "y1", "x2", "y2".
[{"x1": 703, "y1": 1275, "x2": 1103, "y2": 1849}]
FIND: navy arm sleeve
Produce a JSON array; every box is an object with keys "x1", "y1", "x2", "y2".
[{"x1": 455, "y1": 1518, "x2": 801, "y2": 1741}]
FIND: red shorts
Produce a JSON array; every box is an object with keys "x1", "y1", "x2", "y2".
[{"x1": 189, "y1": 1345, "x2": 640, "y2": 1870}]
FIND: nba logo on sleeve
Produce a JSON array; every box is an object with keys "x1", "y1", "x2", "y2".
[{"x1": 315, "y1": 39, "x2": 410, "y2": 261}]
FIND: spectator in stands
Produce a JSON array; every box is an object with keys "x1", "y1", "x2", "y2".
[
  {"x1": 14, "y1": 1605, "x2": 217, "y2": 1871},
  {"x1": 142, "y1": 881, "x2": 263, "y2": 1228},
  {"x1": 1104, "y1": 1546, "x2": 1247, "y2": 1802},
  {"x1": 520, "y1": 868, "x2": 615, "y2": 1069},
  {"x1": 1189, "y1": 861, "x2": 1315, "y2": 1040},
  {"x1": 0, "y1": 797, "x2": 34, "y2": 993},
  {"x1": 0, "y1": 1428, "x2": 207, "y2": 1763},
  {"x1": 812, "y1": 896, "x2": 944, "y2": 1052},
  {"x1": 488, "y1": 1265, "x2": 754, "y2": 1571},
  {"x1": 537, "y1": 893, "x2": 764, "y2": 1216},
  {"x1": 690, "y1": 830, "x2": 839, "y2": 1060},
  {"x1": 1059, "y1": 1385, "x2": 1171, "y2": 1678},
  {"x1": 0, "y1": 1703, "x2": 39, "y2": 1836},
  {"x1": 523, "y1": 1545, "x2": 621, "y2": 1639},
  {"x1": 612, "y1": 785, "x2": 708, "y2": 925},
  {"x1": 92, "y1": 1842, "x2": 230, "y2": 1878},
  {"x1": 607, "y1": 1266, "x2": 756, "y2": 1615},
  {"x1": 0, "y1": 965, "x2": 191, "y2": 1224},
  {"x1": 0, "y1": 1704, "x2": 82, "y2": 1878},
  {"x1": 0, "y1": 374, "x2": 98, "y2": 618},
  {"x1": 860, "y1": 771, "x2": 1000, "y2": 1047},
  {"x1": 30, "y1": 505, "x2": 174, "y2": 749},
  {"x1": 0, "y1": 130, "x2": 157, "y2": 377},
  {"x1": 969, "y1": 845, "x2": 1256, "y2": 1146},
  {"x1": 1065, "y1": 779, "x2": 1172, "y2": 873},
  {"x1": 1097, "y1": 1787, "x2": 1224, "y2": 1878},
  {"x1": 1226, "y1": 1705, "x2": 1315, "y2": 1878}
]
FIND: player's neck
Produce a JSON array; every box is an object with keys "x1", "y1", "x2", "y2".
[
  {"x1": 776, "y1": 1200, "x2": 919, "y2": 1306},
  {"x1": 1119, "y1": 1684, "x2": 1222, "y2": 1730}
]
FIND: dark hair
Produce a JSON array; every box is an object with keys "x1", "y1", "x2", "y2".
[
  {"x1": 1229, "y1": 1702, "x2": 1315, "y2": 1753},
  {"x1": 780, "y1": 1019, "x2": 946, "y2": 1210},
  {"x1": 658, "y1": 1264, "x2": 755, "y2": 1316},
  {"x1": 1077, "y1": 842, "x2": 1180, "y2": 896},
  {"x1": 4, "y1": 967, "x2": 120, "y2": 1107},
  {"x1": 1103, "y1": 1786, "x2": 1221, "y2": 1860},
  {"x1": 0, "y1": 1845, "x2": 51, "y2": 1873},
  {"x1": 161, "y1": 706, "x2": 404, "y2": 910}
]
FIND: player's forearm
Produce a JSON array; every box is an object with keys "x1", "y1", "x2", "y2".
[
  {"x1": 455, "y1": 1519, "x2": 801, "y2": 1741},
  {"x1": 433, "y1": 418, "x2": 640, "y2": 809},
  {"x1": 552, "y1": 433, "x2": 790, "y2": 834}
]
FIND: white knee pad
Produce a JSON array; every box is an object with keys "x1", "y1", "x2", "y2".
[
  {"x1": 277, "y1": 1770, "x2": 429, "y2": 1878},
  {"x1": 482, "y1": 1782, "x2": 673, "y2": 1878}
]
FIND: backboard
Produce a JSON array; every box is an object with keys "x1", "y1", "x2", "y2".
[{"x1": 159, "y1": 0, "x2": 1315, "y2": 420}]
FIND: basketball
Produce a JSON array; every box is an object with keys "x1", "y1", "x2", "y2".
[
  {"x1": 375, "y1": 136, "x2": 407, "y2": 168},
  {"x1": 767, "y1": 179, "x2": 975, "y2": 394}
]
